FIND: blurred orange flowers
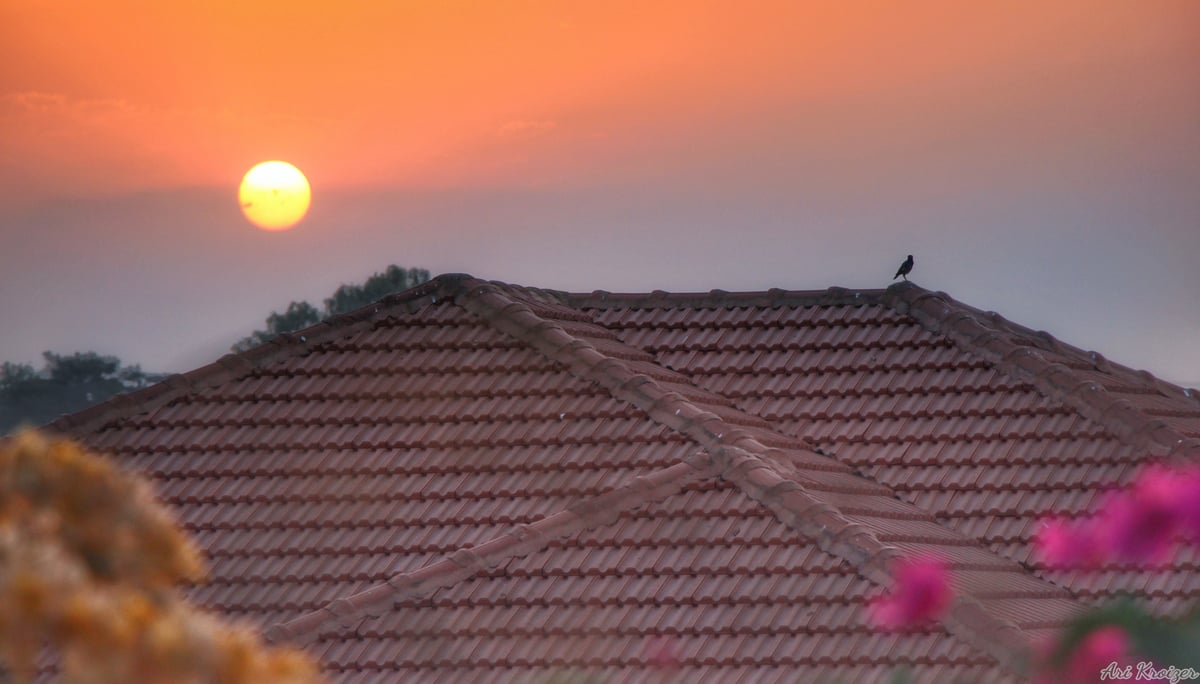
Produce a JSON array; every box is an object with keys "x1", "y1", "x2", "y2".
[{"x1": 0, "y1": 430, "x2": 324, "y2": 683}]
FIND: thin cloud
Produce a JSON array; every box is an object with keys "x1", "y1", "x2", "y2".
[
  {"x1": 498, "y1": 119, "x2": 558, "y2": 137},
  {"x1": 3, "y1": 91, "x2": 69, "y2": 111},
  {"x1": 1, "y1": 91, "x2": 138, "y2": 119},
  {"x1": 0, "y1": 91, "x2": 333, "y2": 199}
]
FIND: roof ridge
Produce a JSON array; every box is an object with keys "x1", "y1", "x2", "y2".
[
  {"x1": 883, "y1": 283, "x2": 1200, "y2": 461},
  {"x1": 263, "y1": 454, "x2": 716, "y2": 646},
  {"x1": 452, "y1": 277, "x2": 1086, "y2": 676},
  {"x1": 563, "y1": 286, "x2": 885, "y2": 310},
  {"x1": 45, "y1": 274, "x2": 472, "y2": 438}
]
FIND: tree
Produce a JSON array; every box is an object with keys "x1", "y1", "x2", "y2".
[
  {"x1": 1, "y1": 354, "x2": 165, "y2": 434},
  {"x1": 0, "y1": 430, "x2": 325, "y2": 683},
  {"x1": 0, "y1": 363, "x2": 38, "y2": 398},
  {"x1": 42, "y1": 351, "x2": 121, "y2": 386},
  {"x1": 324, "y1": 265, "x2": 431, "y2": 316},
  {"x1": 117, "y1": 364, "x2": 158, "y2": 390},
  {"x1": 232, "y1": 301, "x2": 322, "y2": 352},
  {"x1": 232, "y1": 265, "x2": 430, "y2": 352}
]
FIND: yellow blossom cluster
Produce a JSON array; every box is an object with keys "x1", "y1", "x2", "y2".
[{"x1": 0, "y1": 430, "x2": 325, "y2": 683}]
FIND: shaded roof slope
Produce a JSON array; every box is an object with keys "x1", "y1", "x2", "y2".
[{"x1": 50, "y1": 274, "x2": 1200, "y2": 682}]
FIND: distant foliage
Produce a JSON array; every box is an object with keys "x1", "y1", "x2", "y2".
[
  {"x1": 42, "y1": 351, "x2": 120, "y2": 386},
  {"x1": 0, "y1": 431, "x2": 325, "y2": 683},
  {"x1": 232, "y1": 264, "x2": 430, "y2": 352},
  {"x1": 325, "y1": 265, "x2": 430, "y2": 316},
  {"x1": 0, "y1": 362, "x2": 38, "y2": 388},
  {"x1": 0, "y1": 352, "x2": 164, "y2": 434},
  {"x1": 231, "y1": 301, "x2": 323, "y2": 352}
]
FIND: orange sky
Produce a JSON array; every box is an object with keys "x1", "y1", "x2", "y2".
[
  {"x1": 2, "y1": 2, "x2": 716, "y2": 197},
  {"x1": 4, "y1": 1, "x2": 1195, "y2": 202},
  {"x1": 1, "y1": 1, "x2": 1198, "y2": 383}
]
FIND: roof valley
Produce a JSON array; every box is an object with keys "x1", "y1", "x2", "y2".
[{"x1": 451, "y1": 277, "x2": 1087, "y2": 676}]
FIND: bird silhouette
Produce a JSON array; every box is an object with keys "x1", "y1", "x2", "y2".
[{"x1": 894, "y1": 254, "x2": 914, "y2": 281}]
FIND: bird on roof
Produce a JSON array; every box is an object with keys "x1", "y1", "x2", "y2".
[{"x1": 894, "y1": 254, "x2": 914, "y2": 281}]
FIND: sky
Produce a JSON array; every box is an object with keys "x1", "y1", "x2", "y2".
[{"x1": 1, "y1": 1, "x2": 1198, "y2": 385}]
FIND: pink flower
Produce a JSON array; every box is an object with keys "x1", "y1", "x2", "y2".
[
  {"x1": 1035, "y1": 517, "x2": 1105, "y2": 570},
  {"x1": 1034, "y1": 626, "x2": 1132, "y2": 684},
  {"x1": 869, "y1": 556, "x2": 955, "y2": 631},
  {"x1": 1173, "y1": 466, "x2": 1200, "y2": 545},
  {"x1": 1065, "y1": 626, "x2": 1130, "y2": 683},
  {"x1": 1036, "y1": 464, "x2": 1200, "y2": 569},
  {"x1": 1099, "y1": 466, "x2": 1186, "y2": 565}
]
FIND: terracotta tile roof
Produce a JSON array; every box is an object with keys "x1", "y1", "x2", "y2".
[{"x1": 49, "y1": 274, "x2": 1200, "y2": 682}]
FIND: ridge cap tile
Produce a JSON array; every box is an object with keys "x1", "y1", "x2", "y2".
[{"x1": 564, "y1": 286, "x2": 887, "y2": 310}]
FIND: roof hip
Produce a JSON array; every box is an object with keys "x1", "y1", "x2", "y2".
[{"x1": 882, "y1": 283, "x2": 1200, "y2": 462}]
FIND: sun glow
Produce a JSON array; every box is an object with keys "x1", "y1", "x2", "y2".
[{"x1": 238, "y1": 161, "x2": 311, "y2": 231}]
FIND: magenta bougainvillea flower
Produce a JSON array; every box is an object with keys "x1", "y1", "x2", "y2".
[
  {"x1": 1173, "y1": 467, "x2": 1200, "y2": 545},
  {"x1": 1035, "y1": 463, "x2": 1200, "y2": 569},
  {"x1": 1035, "y1": 517, "x2": 1105, "y2": 570},
  {"x1": 1034, "y1": 625, "x2": 1131, "y2": 684},
  {"x1": 1065, "y1": 626, "x2": 1130, "y2": 683},
  {"x1": 868, "y1": 556, "x2": 955, "y2": 631},
  {"x1": 1099, "y1": 466, "x2": 1185, "y2": 565},
  {"x1": 1032, "y1": 619, "x2": 1132, "y2": 676}
]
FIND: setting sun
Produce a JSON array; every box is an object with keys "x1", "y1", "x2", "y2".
[{"x1": 238, "y1": 161, "x2": 311, "y2": 231}]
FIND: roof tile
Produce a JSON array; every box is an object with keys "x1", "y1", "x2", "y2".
[{"x1": 46, "y1": 276, "x2": 1200, "y2": 681}]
